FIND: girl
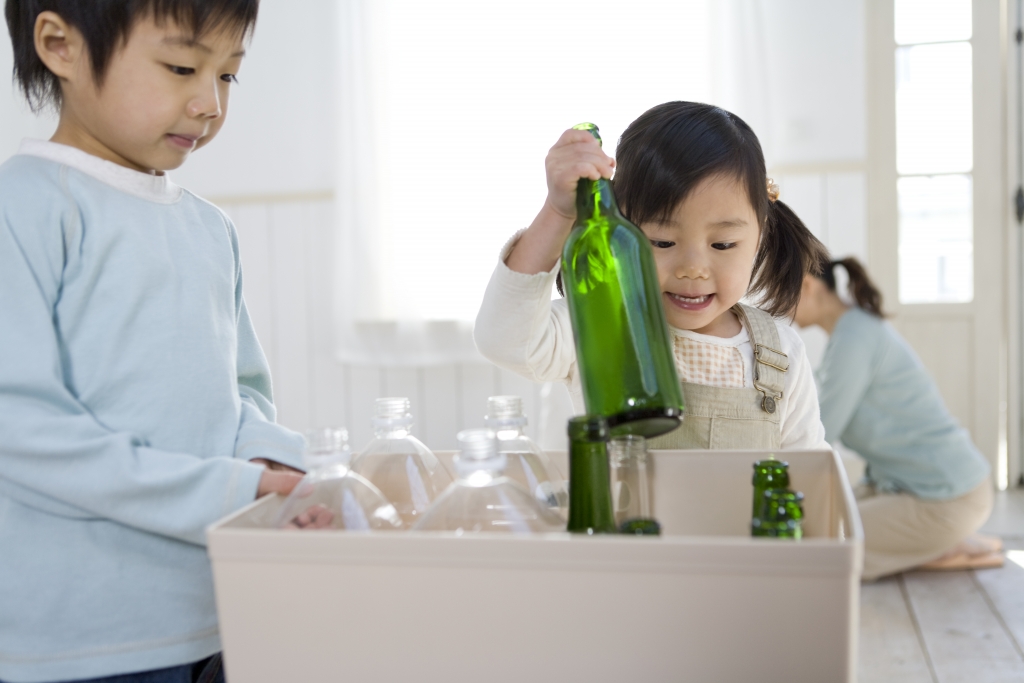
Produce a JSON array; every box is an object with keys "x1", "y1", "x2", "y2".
[
  {"x1": 794, "y1": 256, "x2": 999, "y2": 580},
  {"x1": 475, "y1": 101, "x2": 830, "y2": 452}
]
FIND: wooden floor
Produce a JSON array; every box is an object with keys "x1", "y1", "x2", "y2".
[{"x1": 859, "y1": 488, "x2": 1024, "y2": 682}]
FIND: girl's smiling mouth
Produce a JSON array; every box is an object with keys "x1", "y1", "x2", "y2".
[{"x1": 665, "y1": 292, "x2": 714, "y2": 311}]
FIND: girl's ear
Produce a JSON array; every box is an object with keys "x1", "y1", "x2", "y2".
[{"x1": 34, "y1": 11, "x2": 84, "y2": 83}]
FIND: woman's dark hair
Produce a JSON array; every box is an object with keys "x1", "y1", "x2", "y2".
[
  {"x1": 6, "y1": 0, "x2": 259, "y2": 111},
  {"x1": 609, "y1": 101, "x2": 828, "y2": 317},
  {"x1": 814, "y1": 253, "x2": 886, "y2": 317}
]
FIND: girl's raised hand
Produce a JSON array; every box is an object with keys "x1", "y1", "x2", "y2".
[
  {"x1": 506, "y1": 129, "x2": 615, "y2": 275},
  {"x1": 544, "y1": 128, "x2": 616, "y2": 219}
]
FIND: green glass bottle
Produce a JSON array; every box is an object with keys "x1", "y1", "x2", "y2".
[
  {"x1": 752, "y1": 489, "x2": 804, "y2": 539},
  {"x1": 751, "y1": 458, "x2": 790, "y2": 520},
  {"x1": 566, "y1": 416, "x2": 617, "y2": 535},
  {"x1": 561, "y1": 123, "x2": 684, "y2": 438}
]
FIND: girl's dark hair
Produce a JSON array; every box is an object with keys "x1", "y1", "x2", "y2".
[
  {"x1": 610, "y1": 101, "x2": 828, "y2": 317},
  {"x1": 6, "y1": 0, "x2": 259, "y2": 111},
  {"x1": 814, "y1": 254, "x2": 886, "y2": 317}
]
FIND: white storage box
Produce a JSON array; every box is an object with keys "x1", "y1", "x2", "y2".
[{"x1": 207, "y1": 449, "x2": 862, "y2": 683}]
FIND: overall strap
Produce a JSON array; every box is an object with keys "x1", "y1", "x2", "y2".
[{"x1": 732, "y1": 304, "x2": 789, "y2": 414}]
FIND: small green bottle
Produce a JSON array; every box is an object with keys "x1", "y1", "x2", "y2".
[
  {"x1": 752, "y1": 489, "x2": 804, "y2": 539},
  {"x1": 561, "y1": 123, "x2": 684, "y2": 439},
  {"x1": 751, "y1": 459, "x2": 790, "y2": 520},
  {"x1": 566, "y1": 416, "x2": 617, "y2": 535}
]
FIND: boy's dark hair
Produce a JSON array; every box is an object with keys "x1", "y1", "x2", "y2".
[
  {"x1": 612, "y1": 101, "x2": 828, "y2": 317},
  {"x1": 6, "y1": 0, "x2": 259, "y2": 111},
  {"x1": 814, "y1": 254, "x2": 886, "y2": 317}
]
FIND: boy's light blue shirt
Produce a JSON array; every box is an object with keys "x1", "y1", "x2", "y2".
[
  {"x1": 0, "y1": 140, "x2": 303, "y2": 682},
  {"x1": 816, "y1": 307, "x2": 989, "y2": 500}
]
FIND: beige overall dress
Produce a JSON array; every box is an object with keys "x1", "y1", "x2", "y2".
[{"x1": 648, "y1": 304, "x2": 789, "y2": 450}]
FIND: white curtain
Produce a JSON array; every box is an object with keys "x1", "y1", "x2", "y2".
[
  {"x1": 709, "y1": 0, "x2": 866, "y2": 169},
  {"x1": 333, "y1": 0, "x2": 713, "y2": 366}
]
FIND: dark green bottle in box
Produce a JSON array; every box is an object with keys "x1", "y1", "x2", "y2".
[
  {"x1": 751, "y1": 459, "x2": 790, "y2": 520},
  {"x1": 561, "y1": 123, "x2": 684, "y2": 438},
  {"x1": 752, "y1": 490, "x2": 804, "y2": 539},
  {"x1": 566, "y1": 416, "x2": 616, "y2": 535}
]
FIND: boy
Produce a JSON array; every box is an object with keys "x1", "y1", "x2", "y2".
[{"x1": 1, "y1": 1, "x2": 307, "y2": 680}]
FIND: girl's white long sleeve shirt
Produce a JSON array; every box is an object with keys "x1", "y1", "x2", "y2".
[{"x1": 474, "y1": 233, "x2": 829, "y2": 451}]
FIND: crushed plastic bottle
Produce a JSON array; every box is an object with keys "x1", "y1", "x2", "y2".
[
  {"x1": 273, "y1": 427, "x2": 402, "y2": 531},
  {"x1": 412, "y1": 428, "x2": 566, "y2": 534},
  {"x1": 484, "y1": 395, "x2": 567, "y2": 515},
  {"x1": 349, "y1": 397, "x2": 453, "y2": 527}
]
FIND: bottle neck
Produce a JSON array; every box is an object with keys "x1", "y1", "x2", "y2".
[
  {"x1": 575, "y1": 177, "x2": 620, "y2": 223},
  {"x1": 454, "y1": 453, "x2": 507, "y2": 485},
  {"x1": 567, "y1": 439, "x2": 616, "y2": 534},
  {"x1": 374, "y1": 425, "x2": 410, "y2": 439},
  {"x1": 484, "y1": 415, "x2": 527, "y2": 438},
  {"x1": 494, "y1": 426, "x2": 525, "y2": 440}
]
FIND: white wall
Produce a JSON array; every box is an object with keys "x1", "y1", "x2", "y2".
[
  {"x1": 0, "y1": 19, "x2": 58, "y2": 156},
  {"x1": 171, "y1": 0, "x2": 336, "y2": 197},
  {"x1": 711, "y1": 0, "x2": 868, "y2": 369},
  {"x1": 711, "y1": 0, "x2": 865, "y2": 168}
]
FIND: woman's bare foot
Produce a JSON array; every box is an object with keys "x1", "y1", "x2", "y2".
[
  {"x1": 918, "y1": 542, "x2": 1004, "y2": 572},
  {"x1": 918, "y1": 551, "x2": 1004, "y2": 571},
  {"x1": 961, "y1": 532, "x2": 1003, "y2": 554}
]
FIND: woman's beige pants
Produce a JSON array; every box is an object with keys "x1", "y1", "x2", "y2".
[{"x1": 855, "y1": 479, "x2": 993, "y2": 581}]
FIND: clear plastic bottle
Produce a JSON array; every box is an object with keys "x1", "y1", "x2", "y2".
[
  {"x1": 273, "y1": 427, "x2": 402, "y2": 531},
  {"x1": 302, "y1": 427, "x2": 352, "y2": 471},
  {"x1": 350, "y1": 397, "x2": 453, "y2": 527},
  {"x1": 484, "y1": 395, "x2": 567, "y2": 514},
  {"x1": 412, "y1": 429, "x2": 566, "y2": 534}
]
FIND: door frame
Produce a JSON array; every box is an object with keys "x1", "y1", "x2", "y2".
[{"x1": 864, "y1": 0, "x2": 1012, "y2": 488}]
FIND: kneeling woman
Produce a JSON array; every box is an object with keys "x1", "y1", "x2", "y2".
[{"x1": 794, "y1": 256, "x2": 1000, "y2": 580}]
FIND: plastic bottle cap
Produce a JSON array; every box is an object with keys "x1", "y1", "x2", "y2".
[
  {"x1": 485, "y1": 395, "x2": 528, "y2": 429},
  {"x1": 372, "y1": 397, "x2": 414, "y2": 429},
  {"x1": 454, "y1": 428, "x2": 507, "y2": 477}
]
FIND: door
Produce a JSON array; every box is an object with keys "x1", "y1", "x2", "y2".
[{"x1": 865, "y1": 0, "x2": 1011, "y2": 488}]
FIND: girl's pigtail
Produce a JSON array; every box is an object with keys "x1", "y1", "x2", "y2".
[
  {"x1": 836, "y1": 257, "x2": 886, "y2": 317},
  {"x1": 750, "y1": 200, "x2": 829, "y2": 317}
]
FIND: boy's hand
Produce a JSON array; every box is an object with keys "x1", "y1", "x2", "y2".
[
  {"x1": 256, "y1": 468, "x2": 303, "y2": 498},
  {"x1": 283, "y1": 504, "x2": 335, "y2": 530},
  {"x1": 505, "y1": 128, "x2": 615, "y2": 275},
  {"x1": 251, "y1": 457, "x2": 302, "y2": 473}
]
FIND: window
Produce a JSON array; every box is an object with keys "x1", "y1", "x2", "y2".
[
  {"x1": 894, "y1": 0, "x2": 973, "y2": 303},
  {"x1": 350, "y1": 1, "x2": 712, "y2": 322}
]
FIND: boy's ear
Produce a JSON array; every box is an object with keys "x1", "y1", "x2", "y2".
[
  {"x1": 34, "y1": 11, "x2": 85, "y2": 82},
  {"x1": 800, "y1": 273, "x2": 816, "y2": 297}
]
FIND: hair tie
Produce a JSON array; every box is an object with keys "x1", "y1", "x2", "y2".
[{"x1": 767, "y1": 178, "x2": 780, "y2": 203}]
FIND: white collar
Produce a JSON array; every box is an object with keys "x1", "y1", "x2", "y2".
[
  {"x1": 17, "y1": 139, "x2": 183, "y2": 204},
  {"x1": 671, "y1": 324, "x2": 750, "y2": 348}
]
